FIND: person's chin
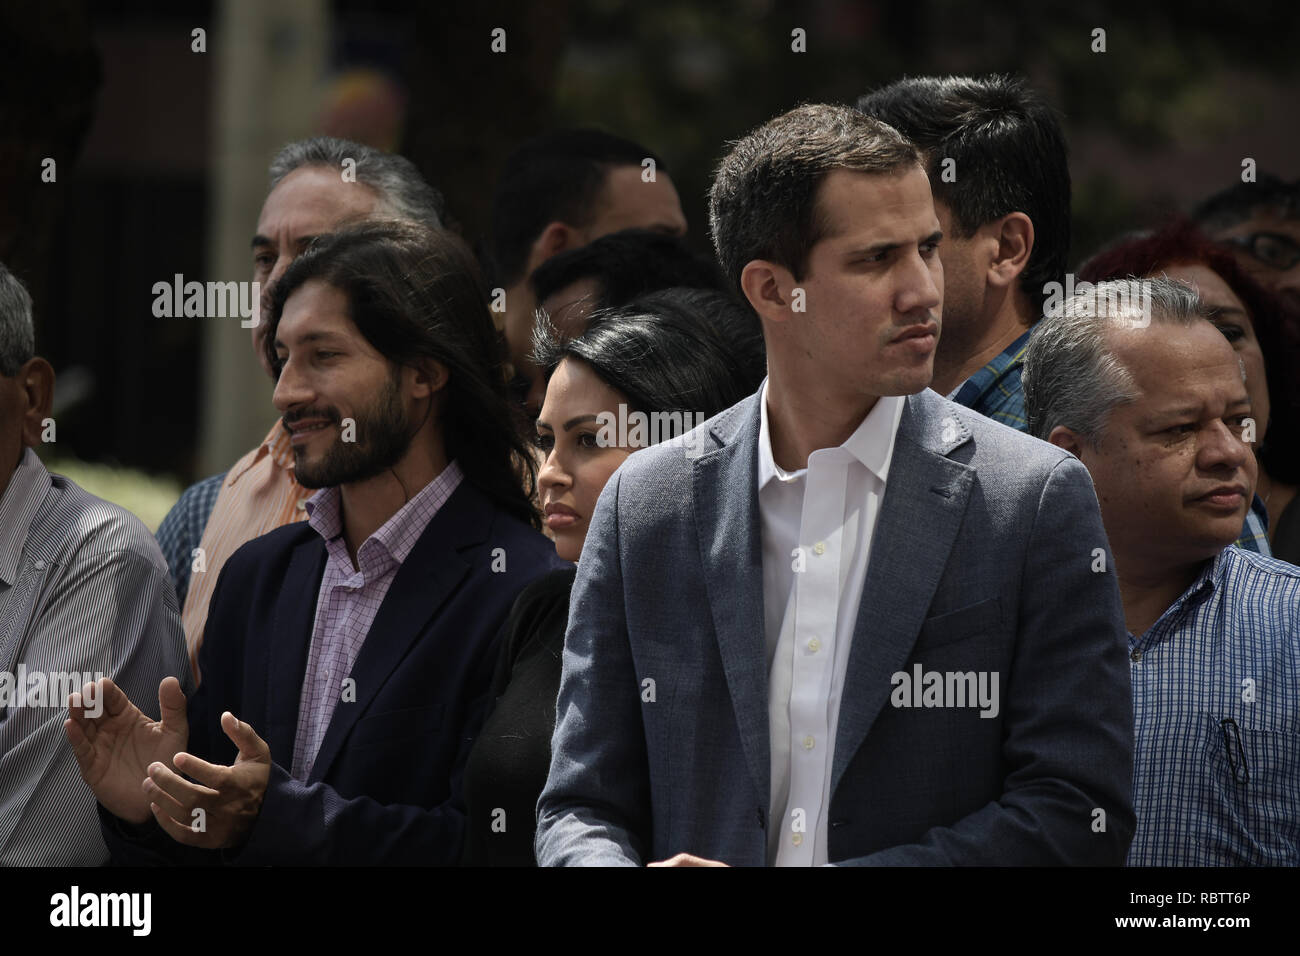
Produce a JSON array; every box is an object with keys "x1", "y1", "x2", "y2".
[
  {"x1": 553, "y1": 527, "x2": 584, "y2": 564},
  {"x1": 294, "y1": 466, "x2": 330, "y2": 490},
  {"x1": 1182, "y1": 519, "x2": 1243, "y2": 559},
  {"x1": 876, "y1": 365, "x2": 934, "y2": 397},
  {"x1": 294, "y1": 451, "x2": 348, "y2": 490}
]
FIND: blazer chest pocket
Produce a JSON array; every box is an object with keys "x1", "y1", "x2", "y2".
[
  {"x1": 916, "y1": 597, "x2": 1002, "y2": 650},
  {"x1": 349, "y1": 703, "x2": 445, "y2": 749}
]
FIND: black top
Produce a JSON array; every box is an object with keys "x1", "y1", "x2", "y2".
[
  {"x1": 1273, "y1": 495, "x2": 1300, "y2": 565},
  {"x1": 461, "y1": 567, "x2": 576, "y2": 866}
]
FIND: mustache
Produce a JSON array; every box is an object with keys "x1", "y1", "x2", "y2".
[{"x1": 283, "y1": 407, "x2": 340, "y2": 427}]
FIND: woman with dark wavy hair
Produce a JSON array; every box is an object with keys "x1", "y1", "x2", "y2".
[
  {"x1": 1079, "y1": 219, "x2": 1300, "y2": 563},
  {"x1": 461, "y1": 287, "x2": 765, "y2": 866}
]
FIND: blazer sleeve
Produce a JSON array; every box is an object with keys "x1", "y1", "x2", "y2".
[
  {"x1": 535, "y1": 468, "x2": 651, "y2": 866},
  {"x1": 226, "y1": 759, "x2": 472, "y2": 866},
  {"x1": 833, "y1": 456, "x2": 1136, "y2": 866}
]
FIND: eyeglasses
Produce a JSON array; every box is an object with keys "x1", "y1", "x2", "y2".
[{"x1": 1222, "y1": 232, "x2": 1300, "y2": 271}]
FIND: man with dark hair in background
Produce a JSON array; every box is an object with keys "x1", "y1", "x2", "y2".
[
  {"x1": 155, "y1": 136, "x2": 448, "y2": 676},
  {"x1": 531, "y1": 227, "x2": 724, "y2": 334},
  {"x1": 1194, "y1": 174, "x2": 1300, "y2": 313},
  {"x1": 521, "y1": 228, "x2": 732, "y2": 409},
  {"x1": 69, "y1": 222, "x2": 565, "y2": 866},
  {"x1": 857, "y1": 75, "x2": 1070, "y2": 432},
  {"x1": 486, "y1": 129, "x2": 688, "y2": 417}
]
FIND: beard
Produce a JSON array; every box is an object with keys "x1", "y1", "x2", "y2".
[{"x1": 291, "y1": 368, "x2": 413, "y2": 489}]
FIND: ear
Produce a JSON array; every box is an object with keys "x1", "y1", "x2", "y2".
[
  {"x1": 740, "y1": 260, "x2": 799, "y2": 325},
  {"x1": 16, "y1": 358, "x2": 55, "y2": 448},
  {"x1": 408, "y1": 359, "x2": 450, "y2": 400},
  {"x1": 528, "y1": 221, "x2": 581, "y2": 272},
  {"x1": 1046, "y1": 424, "x2": 1084, "y2": 457},
  {"x1": 987, "y1": 212, "x2": 1034, "y2": 290}
]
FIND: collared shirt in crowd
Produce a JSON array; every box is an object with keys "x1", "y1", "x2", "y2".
[
  {"x1": 757, "y1": 381, "x2": 904, "y2": 866},
  {"x1": 0, "y1": 448, "x2": 192, "y2": 864},
  {"x1": 1127, "y1": 545, "x2": 1300, "y2": 866},
  {"x1": 180, "y1": 420, "x2": 313, "y2": 678},
  {"x1": 290, "y1": 460, "x2": 465, "y2": 782},
  {"x1": 1234, "y1": 494, "x2": 1272, "y2": 556},
  {"x1": 948, "y1": 329, "x2": 1031, "y2": 432},
  {"x1": 155, "y1": 470, "x2": 224, "y2": 606}
]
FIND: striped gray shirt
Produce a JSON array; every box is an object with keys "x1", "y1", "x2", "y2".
[{"x1": 0, "y1": 447, "x2": 192, "y2": 865}]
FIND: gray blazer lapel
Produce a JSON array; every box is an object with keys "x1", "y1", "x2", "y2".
[
  {"x1": 691, "y1": 393, "x2": 770, "y2": 805},
  {"x1": 832, "y1": 391, "x2": 975, "y2": 795}
]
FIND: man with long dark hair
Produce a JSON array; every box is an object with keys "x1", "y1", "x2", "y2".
[{"x1": 68, "y1": 221, "x2": 566, "y2": 865}]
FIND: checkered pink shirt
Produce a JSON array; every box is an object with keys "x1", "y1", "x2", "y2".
[{"x1": 290, "y1": 461, "x2": 464, "y2": 781}]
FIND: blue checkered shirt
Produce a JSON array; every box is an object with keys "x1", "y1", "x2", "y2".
[
  {"x1": 1234, "y1": 494, "x2": 1272, "y2": 555},
  {"x1": 948, "y1": 330, "x2": 1031, "y2": 432},
  {"x1": 154, "y1": 472, "x2": 225, "y2": 606},
  {"x1": 1127, "y1": 545, "x2": 1300, "y2": 866}
]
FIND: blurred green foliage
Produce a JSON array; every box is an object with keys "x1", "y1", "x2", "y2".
[
  {"x1": 548, "y1": 0, "x2": 1299, "y2": 267},
  {"x1": 41, "y1": 455, "x2": 181, "y2": 533}
]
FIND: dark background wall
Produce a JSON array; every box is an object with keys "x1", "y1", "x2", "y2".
[{"x1": 2, "y1": 0, "x2": 1297, "y2": 495}]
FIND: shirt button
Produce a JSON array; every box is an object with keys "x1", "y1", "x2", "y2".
[
  {"x1": 33, "y1": 559, "x2": 45, "y2": 570},
  {"x1": 1130, "y1": 649, "x2": 1142, "y2": 663},
  {"x1": 808, "y1": 638, "x2": 821, "y2": 653},
  {"x1": 792, "y1": 833, "x2": 803, "y2": 846},
  {"x1": 803, "y1": 735, "x2": 815, "y2": 750},
  {"x1": 813, "y1": 542, "x2": 826, "y2": 555}
]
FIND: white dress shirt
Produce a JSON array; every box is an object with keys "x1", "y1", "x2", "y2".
[{"x1": 758, "y1": 381, "x2": 904, "y2": 865}]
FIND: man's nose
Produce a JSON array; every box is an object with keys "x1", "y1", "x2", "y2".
[
  {"x1": 1200, "y1": 419, "x2": 1250, "y2": 472},
  {"x1": 272, "y1": 356, "x2": 311, "y2": 413},
  {"x1": 897, "y1": 249, "x2": 942, "y2": 316}
]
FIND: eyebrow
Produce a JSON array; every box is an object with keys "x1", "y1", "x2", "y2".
[
  {"x1": 251, "y1": 233, "x2": 319, "y2": 251},
  {"x1": 537, "y1": 413, "x2": 602, "y2": 432},
  {"x1": 1150, "y1": 397, "x2": 1252, "y2": 419},
  {"x1": 273, "y1": 330, "x2": 347, "y2": 351},
  {"x1": 845, "y1": 230, "x2": 943, "y2": 258}
]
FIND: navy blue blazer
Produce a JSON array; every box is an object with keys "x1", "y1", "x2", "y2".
[{"x1": 102, "y1": 477, "x2": 567, "y2": 865}]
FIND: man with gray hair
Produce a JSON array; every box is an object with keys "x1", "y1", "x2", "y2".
[
  {"x1": 1024, "y1": 275, "x2": 1300, "y2": 865},
  {"x1": 155, "y1": 137, "x2": 447, "y2": 676},
  {"x1": 0, "y1": 260, "x2": 191, "y2": 863}
]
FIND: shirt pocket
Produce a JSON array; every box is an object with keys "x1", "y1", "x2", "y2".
[{"x1": 1203, "y1": 714, "x2": 1300, "y2": 863}]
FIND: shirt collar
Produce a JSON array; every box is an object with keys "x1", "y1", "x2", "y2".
[
  {"x1": 758, "y1": 378, "x2": 905, "y2": 489},
  {"x1": 304, "y1": 459, "x2": 464, "y2": 568},
  {"x1": 1136, "y1": 548, "x2": 1227, "y2": 642},
  {"x1": 948, "y1": 329, "x2": 1033, "y2": 405},
  {"x1": 0, "y1": 448, "x2": 53, "y2": 586},
  {"x1": 226, "y1": 420, "x2": 295, "y2": 487}
]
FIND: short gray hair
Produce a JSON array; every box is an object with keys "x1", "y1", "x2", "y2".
[
  {"x1": 1023, "y1": 276, "x2": 1214, "y2": 445},
  {"x1": 0, "y1": 260, "x2": 35, "y2": 377},
  {"x1": 268, "y1": 137, "x2": 446, "y2": 228}
]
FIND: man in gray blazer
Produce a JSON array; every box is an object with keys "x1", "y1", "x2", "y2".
[{"x1": 536, "y1": 104, "x2": 1135, "y2": 866}]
